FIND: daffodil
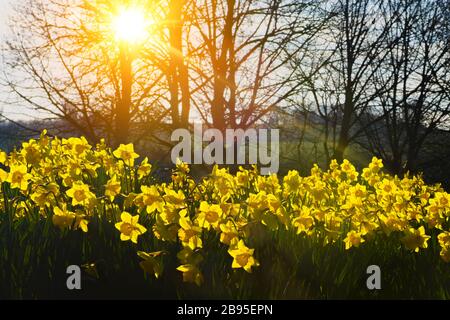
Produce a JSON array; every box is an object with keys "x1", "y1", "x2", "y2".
[
  {"x1": 52, "y1": 205, "x2": 88, "y2": 232},
  {"x1": 247, "y1": 191, "x2": 268, "y2": 220},
  {"x1": 30, "y1": 183, "x2": 59, "y2": 208},
  {"x1": 292, "y1": 206, "x2": 314, "y2": 234},
  {"x1": 159, "y1": 204, "x2": 180, "y2": 224},
  {"x1": 0, "y1": 150, "x2": 7, "y2": 164},
  {"x1": 52, "y1": 205, "x2": 76, "y2": 230},
  {"x1": 3, "y1": 130, "x2": 450, "y2": 288},
  {"x1": 283, "y1": 170, "x2": 301, "y2": 194},
  {"x1": 219, "y1": 220, "x2": 239, "y2": 245},
  {"x1": 113, "y1": 143, "x2": 139, "y2": 166},
  {"x1": 219, "y1": 201, "x2": 240, "y2": 217},
  {"x1": 176, "y1": 264, "x2": 203, "y2": 286},
  {"x1": 440, "y1": 246, "x2": 450, "y2": 263},
  {"x1": 163, "y1": 188, "x2": 186, "y2": 208},
  {"x1": 197, "y1": 201, "x2": 223, "y2": 230},
  {"x1": 137, "y1": 157, "x2": 152, "y2": 179},
  {"x1": 178, "y1": 215, "x2": 203, "y2": 250},
  {"x1": 139, "y1": 185, "x2": 163, "y2": 213},
  {"x1": 175, "y1": 158, "x2": 190, "y2": 174},
  {"x1": 228, "y1": 240, "x2": 259, "y2": 273},
  {"x1": 66, "y1": 137, "x2": 91, "y2": 156},
  {"x1": 377, "y1": 178, "x2": 397, "y2": 196},
  {"x1": 115, "y1": 211, "x2": 147, "y2": 243},
  {"x1": 235, "y1": 169, "x2": 250, "y2": 187},
  {"x1": 437, "y1": 231, "x2": 450, "y2": 248},
  {"x1": 0, "y1": 169, "x2": 7, "y2": 182},
  {"x1": 177, "y1": 247, "x2": 203, "y2": 265},
  {"x1": 152, "y1": 216, "x2": 178, "y2": 242},
  {"x1": 340, "y1": 159, "x2": 359, "y2": 181},
  {"x1": 401, "y1": 226, "x2": 430, "y2": 252},
  {"x1": 434, "y1": 192, "x2": 450, "y2": 213},
  {"x1": 105, "y1": 175, "x2": 121, "y2": 201},
  {"x1": 137, "y1": 251, "x2": 164, "y2": 279},
  {"x1": 368, "y1": 157, "x2": 383, "y2": 173},
  {"x1": 66, "y1": 181, "x2": 96, "y2": 207},
  {"x1": 7, "y1": 164, "x2": 31, "y2": 191},
  {"x1": 256, "y1": 174, "x2": 280, "y2": 194},
  {"x1": 21, "y1": 140, "x2": 41, "y2": 164},
  {"x1": 344, "y1": 231, "x2": 365, "y2": 250}
]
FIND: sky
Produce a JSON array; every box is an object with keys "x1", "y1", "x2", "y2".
[
  {"x1": 0, "y1": 0, "x2": 11, "y2": 37},
  {"x1": 0, "y1": 0, "x2": 24, "y2": 121},
  {"x1": 0, "y1": 0, "x2": 40, "y2": 121}
]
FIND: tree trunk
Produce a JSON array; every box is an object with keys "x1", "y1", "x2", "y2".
[
  {"x1": 211, "y1": 0, "x2": 235, "y2": 133},
  {"x1": 116, "y1": 44, "x2": 132, "y2": 145},
  {"x1": 167, "y1": 0, "x2": 190, "y2": 128},
  {"x1": 334, "y1": 86, "x2": 353, "y2": 163}
]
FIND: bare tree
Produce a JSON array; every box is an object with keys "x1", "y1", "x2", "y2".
[
  {"x1": 1, "y1": 0, "x2": 179, "y2": 145},
  {"x1": 309, "y1": 0, "x2": 400, "y2": 162},
  {"x1": 184, "y1": 0, "x2": 324, "y2": 132},
  {"x1": 360, "y1": 0, "x2": 450, "y2": 174}
]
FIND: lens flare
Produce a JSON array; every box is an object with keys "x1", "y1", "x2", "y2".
[{"x1": 112, "y1": 8, "x2": 149, "y2": 43}]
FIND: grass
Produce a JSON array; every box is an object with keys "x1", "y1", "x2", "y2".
[{"x1": 1, "y1": 212, "x2": 449, "y2": 299}]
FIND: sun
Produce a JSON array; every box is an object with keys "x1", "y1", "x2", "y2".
[{"x1": 112, "y1": 7, "x2": 149, "y2": 44}]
